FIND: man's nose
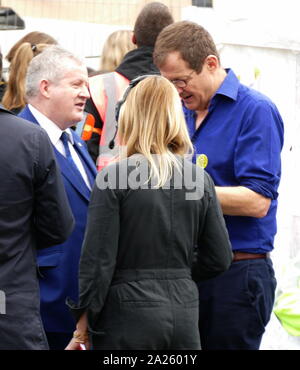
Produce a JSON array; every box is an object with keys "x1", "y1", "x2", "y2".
[
  {"x1": 80, "y1": 85, "x2": 90, "y2": 99},
  {"x1": 175, "y1": 85, "x2": 184, "y2": 94}
]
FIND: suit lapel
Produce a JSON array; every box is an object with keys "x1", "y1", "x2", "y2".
[
  {"x1": 18, "y1": 105, "x2": 39, "y2": 125},
  {"x1": 71, "y1": 131, "x2": 98, "y2": 179}
]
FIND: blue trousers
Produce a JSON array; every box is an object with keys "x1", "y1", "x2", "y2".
[{"x1": 197, "y1": 258, "x2": 276, "y2": 350}]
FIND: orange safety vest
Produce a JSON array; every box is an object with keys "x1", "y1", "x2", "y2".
[
  {"x1": 84, "y1": 72, "x2": 129, "y2": 171},
  {"x1": 81, "y1": 113, "x2": 100, "y2": 141}
]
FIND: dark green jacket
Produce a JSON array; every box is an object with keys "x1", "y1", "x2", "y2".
[{"x1": 68, "y1": 157, "x2": 232, "y2": 349}]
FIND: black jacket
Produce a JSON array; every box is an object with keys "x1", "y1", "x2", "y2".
[
  {"x1": 85, "y1": 47, "x2": 159, "y2": 163},
  {"x1": 68, "y1": 157, "x2": 232, "y2": 350},
  {"x1": 0, "y1": 107, "x2": 74, "y2": 349},
  {"x1": 115, "y1": 46, "x2": 159, "y2": 80}
]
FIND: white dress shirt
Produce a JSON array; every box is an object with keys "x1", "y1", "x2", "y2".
[{"x1": 28, "y1": 104, "x2": 91, "y2": 190}]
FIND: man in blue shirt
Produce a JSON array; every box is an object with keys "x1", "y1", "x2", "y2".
[{"x1": 154, "y1": 21, "x2": 284, "y2": 350}]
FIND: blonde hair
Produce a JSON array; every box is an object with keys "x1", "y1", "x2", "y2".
[
  {"x1": 118, "y1": 75, "x2": 193, "y2": 187},
  {"x1": 2, "y1": 42, "x2": 51, "y2": 112},
  {"x1": 100, "y1": 30, "x2": 136, "y2": 72}
]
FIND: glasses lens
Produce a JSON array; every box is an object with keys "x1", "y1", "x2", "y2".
[{"x1": 173, "y1": 80, "x2": 186, "y2": 88}]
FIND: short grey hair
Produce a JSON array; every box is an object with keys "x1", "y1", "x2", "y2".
[{"x1": 25, "y1": 45, "x2": 86, "y2": 99}]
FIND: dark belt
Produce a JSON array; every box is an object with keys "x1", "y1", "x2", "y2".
[{"x1": 233, "y1": 252, "x2": 270, "y2": 262}]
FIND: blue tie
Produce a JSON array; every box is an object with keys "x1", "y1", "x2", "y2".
[{"x1": 60, "y1": 131, "x2": 89, "y2": 187}]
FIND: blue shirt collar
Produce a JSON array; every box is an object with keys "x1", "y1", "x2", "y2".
[
  {"x1": 213, "y1": 68, "x2": 239, "y2": 101},
  {"x1": 183, "y1": 68, "x2": 240, "y2": 135}
]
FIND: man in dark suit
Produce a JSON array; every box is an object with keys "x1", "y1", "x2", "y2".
[
  {"x1": 0, "y1": 105, "x2": 74, "y2": 350},
  {"x1": 19, "y1": 45, "x2": 97, "y2": 350}
]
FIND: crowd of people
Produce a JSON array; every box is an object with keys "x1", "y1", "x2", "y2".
[{"x1": 0, "y1": 1, "x2": 284, "y2": 350}]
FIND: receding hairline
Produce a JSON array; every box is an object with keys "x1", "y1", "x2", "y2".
[{"x1": 153, "y1": 21, "x2": 219, "y2": 71}]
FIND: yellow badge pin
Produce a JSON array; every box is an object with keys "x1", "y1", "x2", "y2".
[{"x1": 196, "y1": 154, "x2": 208, "y2": 169}]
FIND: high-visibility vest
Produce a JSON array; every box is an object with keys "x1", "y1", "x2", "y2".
[
  {"x1": 85, "y1": 71, "x2": 129, "y2": 171},
  {"x1": 78, "y1": 112, "x2": 100, "y2": 140}
]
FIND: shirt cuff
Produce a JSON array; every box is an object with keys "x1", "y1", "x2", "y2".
[{"x1": 241, "y1": 179, "x2": 279, "y2": 200}]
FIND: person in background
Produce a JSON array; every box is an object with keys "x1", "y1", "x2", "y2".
[
  {"x1": 2, "y1": 43, "x2": 51, "y2": 114},
  {"x1": 5, "y1": 31, "x2": 57, "y2": 64},
  {"x1": 2, "y1": 31, "x2": 57, "y2": 113},
  {"x1": 19, "y1": 45, "x2": 97, "y2": 350},
  {"x1": 100, "y1": 29, "x2": 136, "y2": 73},
  {"x1": 65, "y1": 75, "x2": 232, "y2": 350},
  {"x1": 82, "y1": 2, "x2": 174, "y2": 168},
  {"x1": 154, "y1": 20, "x2": 284, "y2": 350},
  {"x1": 0, "y1": 104, "x2": 74, "y2": 350}
]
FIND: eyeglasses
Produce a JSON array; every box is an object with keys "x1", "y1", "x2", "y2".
[{"x1": 170, "y1": 70, "x2": 195, "y2": 88}]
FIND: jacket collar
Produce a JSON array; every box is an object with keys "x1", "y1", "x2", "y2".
[
  {"x1": 0, "y1": 104, "x2": 15, "y2": 115},
  {"x1": 116, "y1": 46, "x2": 159, "y2": 80}
]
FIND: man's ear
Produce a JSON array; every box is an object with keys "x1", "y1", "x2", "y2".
[
  {"x1": 132, "y1": 34, "x2": 137, "y2": 45},
  {"x1": 205, "y1": 55, "x2": 219, "y2": 71},
  {"x1": 40, "y1": 79, "x2": 51, "y2": 98}
]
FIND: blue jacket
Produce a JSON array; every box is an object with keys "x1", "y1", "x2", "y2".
[{"x1": 19, "y1": 106, "x2": 97, "y2": 333}]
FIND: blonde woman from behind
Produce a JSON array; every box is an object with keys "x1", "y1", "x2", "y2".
[{"x1": 66, "y1": 75, "x2": 232, "y2": 350}]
